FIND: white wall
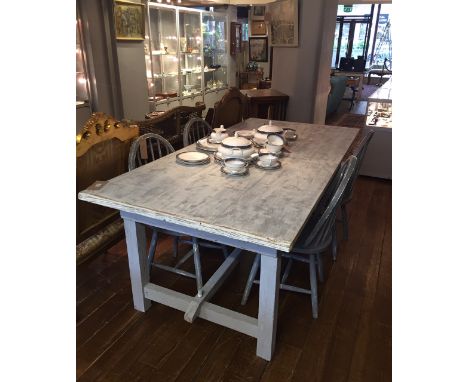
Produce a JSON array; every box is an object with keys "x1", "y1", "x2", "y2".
[
  {"x1": 270, "y1": 0, "x2": 339, "y2": 124},
  {"x1": 115, "y1": 41, "x2": 149, "y2": 120}
]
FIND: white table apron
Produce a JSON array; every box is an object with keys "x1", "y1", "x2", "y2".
[
  {"x1": 121, "y1": 210, "x2": 281, "y2": 361},
  {"x1": 78, "y1": 118, "x2": 359, "y2": 361}
]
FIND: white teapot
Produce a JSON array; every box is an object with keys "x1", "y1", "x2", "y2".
[{"x1": 210, "y1": 125, "x2": 228, "y2": 142}]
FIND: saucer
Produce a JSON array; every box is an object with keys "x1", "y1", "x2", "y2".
[
  {"x1": 255, "y1": 160, "x2": 282, "y2": 170},
  {"x1": 235, "y1": 130, "x2": 255, "y2": 139},
  {"x1": 207, "y1": 137, "x2": 224, "y2": 144},
  {"x1": 221, "y1": 166, "x2": 249, "y2": 176},
  {"x1": 259, "y1": 148, "x2": 283, "y2": 157},
  {"x1": 214, "y1": 151, "x2": 257, "y2": 164}
]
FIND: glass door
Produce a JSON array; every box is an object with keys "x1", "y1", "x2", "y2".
[
  {"x1": 146, "y1": 6, "x2": 179, "y2": 106},
  {"x1": 179, "y1": 9, "x2": 203, "y2": 98},
  {"x1": 202, "y1": 12, "x2": 228, "y2": 93}
]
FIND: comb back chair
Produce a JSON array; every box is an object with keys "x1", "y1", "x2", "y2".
[
  {"x1": 183, "y1": 117, "x2": 213, "y2": 147},
  {"x1": 241, "y1": 155, "x2": 358, "y2": 318},
  {"x1": 128, "y1": 133, "x2": 228, "y2": 296}
]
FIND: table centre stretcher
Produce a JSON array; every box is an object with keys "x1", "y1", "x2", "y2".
[{"x1": 78, "y1": 118, "x2": 359, "y2": 360}]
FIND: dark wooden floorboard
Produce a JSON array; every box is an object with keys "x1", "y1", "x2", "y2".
[{"x1": 76, "y1": 177, "x2": 392, "y2": 381}]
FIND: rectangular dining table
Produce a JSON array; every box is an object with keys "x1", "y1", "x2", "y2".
[{"x1": 78, "y1": 118, "x2": 359, "y2": 361}]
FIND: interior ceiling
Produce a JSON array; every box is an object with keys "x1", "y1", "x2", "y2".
[{"x1": 167, "y1": 0, "x2": 278, "y2": 6}]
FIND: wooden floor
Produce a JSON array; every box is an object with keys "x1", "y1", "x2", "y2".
[{"x1": 76, "y1": 176, "x2": 392, "y2": 381}]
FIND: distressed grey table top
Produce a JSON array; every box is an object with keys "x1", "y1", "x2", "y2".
[{"x1": 78, "y1": 118, "x2": 359, "y2": 252}]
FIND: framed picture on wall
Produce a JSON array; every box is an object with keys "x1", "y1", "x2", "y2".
[
  {"x1": 252, "y1": 6, "x2": 266, "y2": 20},
  {"x1": 114, "y1": 1, "x2": 145, "y2": 41},
  {"x1": 251, "y1": 20, "x2": 267, "y2": 36},
  {"x1": 268, "y1": 0, "x2": 299, "y2": 47},
  {"x1": 249, "y1": 37, "x2": 268, "y2": 62}
]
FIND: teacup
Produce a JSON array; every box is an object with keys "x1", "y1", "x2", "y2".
[
  {"x1": 258, "y1": 153, "x2": 278, "y2": 167},
  {"x1": 266, "y1": 142, "x2": 282, "y2": 154},
  {"x1": 224, "y1": 158, "x2": 247, "y2": 172}
]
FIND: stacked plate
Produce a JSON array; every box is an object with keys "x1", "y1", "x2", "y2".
[
  {"x1": 196, "y1": 138, "x2": 219, "y2": 152},
  {"x1": 176, "y1": 151, "x2": 210, "y2": 166}
]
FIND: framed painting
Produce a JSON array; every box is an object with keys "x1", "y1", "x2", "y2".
[
  {"x1": 251, "y1": 20, "x2": 267, "y2": 36},
  {"x1": 268, "y1": 0, "x2": 299, "y2": 47},
  {"x1": 252, "y1": 6, "x2": 266, "y2": 20},
  {"x1": 114, "y1": 1, "x2": 145, "y2": 41},
  {"x1": 249, "y1": 37, "x2": 268, "y2": 62}
]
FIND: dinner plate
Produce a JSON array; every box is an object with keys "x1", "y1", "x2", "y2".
[
  {"x1": 176, "y1": 151, "x2": 210, "y2": 163},
  {"x1": 220, "y1": 166, "x2": 249, "y2": 176},
  {"x1": 255, "y1": 160, "x2": 282, "y2": 170},
  {"x1": 196, "y1": 138, "x2": 219, "y2": 152},
  {"x1": 176, "y1": 158, "x2": 210, "y2": 166}
]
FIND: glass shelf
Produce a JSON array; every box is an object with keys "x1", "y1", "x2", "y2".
[
  {"x1": 145, "y1": 4, "x2": 228, "y2": 111},
  {"x1": 146, "y1": 6, "x2": 179, "y2": 101},
  {"x1": 202, "y1": 12, "x2": 227, "y2": 91}
]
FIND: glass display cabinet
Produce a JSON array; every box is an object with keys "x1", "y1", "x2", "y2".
[
  {"x1": 76, "y1": 17, "x2": 90, "y2": 106},
  {"x1": 202, "y1": 12, "x2": 228, "y2": 94},
  {"x1": 146, "y1": 2, "x2": 228, "y2": 111},
  {"x1": 146, "y1": 6, "x2": 179, "y2": 107},
  {"x1": 179, "y1": 9, "x2": 203, "y2": 99},
  {"x1": 366, "y1": 77, "x2": 392, "y2": 128}
]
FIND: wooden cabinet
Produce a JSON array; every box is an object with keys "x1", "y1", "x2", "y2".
[{"x1": 230, "y1": 22, "x2": 242, "y2": 55}]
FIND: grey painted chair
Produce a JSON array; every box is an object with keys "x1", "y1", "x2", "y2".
[
  {"x1": 241, "y1": 155, "x2": 358, "y2": 318},
  {"x1": 339, "y1": 130, "x2": 374, "y2": 241},
  {"x1": 128, "y1": 133, "x2": 228, "y2": 296},
  {"x1": 183, "y1": 117, "x2": 212, "y2": 147}
]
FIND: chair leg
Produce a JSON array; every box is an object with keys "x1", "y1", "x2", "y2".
[
  {"x1": 309, "y1": 254, "x2": 319, "y2": 319},
  {"x1": 341, "y1": 204, "x2": 349, "y2": 241},
  {"x1": 241, "y1": 254, "x2": 261, "y2": 305},
  {"x1": 172, "y1": 236, "x2": 179, "y2": 258},
  {"x1": 147, "y1": 229, "x2": 159, "y2": 270},
  {"x1": 316, "y1": 254, "x2": 324, "y2": 283},
  {"x1": 281, "y1": 257, "x2": 293, "y2": 284},
  {"x1": 332, "y1": 224, "x2": 338, "y2": 262},
  {"x1": 192, "y1": 238, "x2": 203, "y2": 297}
]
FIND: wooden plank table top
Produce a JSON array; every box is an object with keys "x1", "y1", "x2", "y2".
[{"x1": 79, "y1": 118, "x2": 359, "y2": 253}]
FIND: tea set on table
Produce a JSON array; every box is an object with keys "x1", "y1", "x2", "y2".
[{"x1": 178, "y1": 120, "x2": 298, "y2": 177}]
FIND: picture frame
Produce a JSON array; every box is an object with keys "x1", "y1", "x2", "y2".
[
  {"x1": 251, "y1": 20, "x2": 267, "y2": 36},
  {"x1": 249, "y1": 37, "x2": 268, "y2": 62},
  {"x1": 252, "y1": 6, "x2": 266, "y2": 19},
  {"x1": 268, "y1": 0, "x2": 299, "y2": 47},
  {"x1": 114, "y1": 1, "x2": 145, "y2": 41}
]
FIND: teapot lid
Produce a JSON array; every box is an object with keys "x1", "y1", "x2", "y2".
[
  {"x1": 258, "y1": 120, "x2": 283, "y2": 134},
  {"x1": 214, "y1": 125, "x2": 227, "y2": 132},
  {"x1": 221, "y1": 132, "x2": 252, "y2": 148}
]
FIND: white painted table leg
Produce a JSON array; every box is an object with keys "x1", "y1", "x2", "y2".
[
  {"x1": 256, "y1": 253, "x2": 281, "y2": 361},
  {"x1": 123, "y1": 218, "x2": 151, "y2": 312}
]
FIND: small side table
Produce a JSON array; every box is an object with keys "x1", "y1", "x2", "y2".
[{"x1": 241, "y1": 89, "x2": 289, "y2": 121}]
